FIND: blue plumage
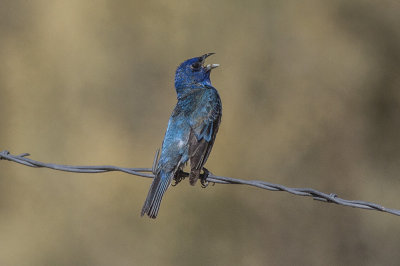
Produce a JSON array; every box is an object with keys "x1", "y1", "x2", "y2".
[{"x1": 141, "y1": 53, "x2": 222, "y2": 218}]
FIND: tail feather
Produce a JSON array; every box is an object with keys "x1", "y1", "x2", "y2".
[{"x1": 141, "y1": 171, "x2": 171, "y2": 219}]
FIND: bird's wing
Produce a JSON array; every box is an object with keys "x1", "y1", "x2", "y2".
[{"x1": 188, "y1": 89, "x2": 222, "y2": 184}]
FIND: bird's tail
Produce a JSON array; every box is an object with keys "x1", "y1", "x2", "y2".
[{"x1": 141, "y1": 170, "x2": 171, "y2": 219}]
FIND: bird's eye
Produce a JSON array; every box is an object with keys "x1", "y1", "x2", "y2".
[{"x1": 191, "y1": 62, "x2": 202, "y2": 70}]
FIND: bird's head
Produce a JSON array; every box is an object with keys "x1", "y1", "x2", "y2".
[{"x1": 174, "y1": 53, "x2": 219, "y2": 95}]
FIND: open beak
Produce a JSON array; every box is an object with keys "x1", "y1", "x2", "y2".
[{"x1": 201, "y1": 53, "x2": 220, "y2": 71}]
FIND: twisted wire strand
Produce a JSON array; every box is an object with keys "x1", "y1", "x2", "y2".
[{"x1": 1, "y1": 150, "x2": 399, "y2": 216}]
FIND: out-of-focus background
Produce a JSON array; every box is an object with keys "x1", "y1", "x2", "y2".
[{"x1": 1, "y1": 0, "x2": 399, "y2": 265}]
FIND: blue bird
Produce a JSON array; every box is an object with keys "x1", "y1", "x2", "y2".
[{"x1": 141, "y1": 53, "x2": 222, "y2": 219}]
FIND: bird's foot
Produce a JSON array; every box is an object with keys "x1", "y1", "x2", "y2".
[
  {"x1": 200, "y1": 168, "x2": 211, "y2": 188},
  {"x1": 172, "y1": 169, "x2": 186, "y2": 186}
]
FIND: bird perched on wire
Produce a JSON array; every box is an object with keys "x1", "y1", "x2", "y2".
[{"x1": 141, "y1": 53, "x2": 222, "y2": 219}]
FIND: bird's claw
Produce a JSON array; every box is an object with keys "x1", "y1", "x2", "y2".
[
  {"x1": 172, "y1": 169, "x2": 186, "y2": 186},
  {"x1": 200, "y1": 168, "x2": 211, "y2": 188}
]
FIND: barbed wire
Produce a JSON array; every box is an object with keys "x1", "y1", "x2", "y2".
[{"x1": 1, "y1": 149, "x2": 399, "y2": 217}]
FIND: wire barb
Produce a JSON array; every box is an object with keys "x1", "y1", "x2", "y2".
[
  {"x1": 152, "y1": 148, "x2": 160, "y2": 175},
  {"x1": 1, "y1": 149, "x2": 399, "y2": 217}
]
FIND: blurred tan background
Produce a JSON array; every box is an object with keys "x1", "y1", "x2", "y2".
[{"x1": 1, "y1": 0, "x2": 399, "y2": 265}]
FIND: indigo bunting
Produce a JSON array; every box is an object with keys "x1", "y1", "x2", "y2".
[{"x1": 141, "y1": 53, "x2": 222, "y2": 218}]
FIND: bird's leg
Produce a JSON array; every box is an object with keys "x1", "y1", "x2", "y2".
[
  {"x1": 172, "y1": 169, "x2": 187, "y2": 186},
  {"x1": 200, "y1": 167, "x2": 211, "y2": 188}
]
